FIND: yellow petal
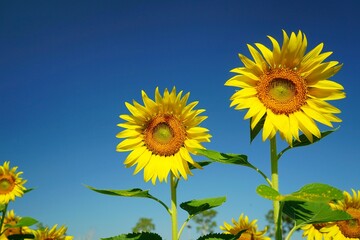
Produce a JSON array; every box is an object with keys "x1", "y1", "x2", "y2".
[
  {"x1": 225, "y1": 75, "x2": 257, "y2": 88},
  {"x1": 301, "y1": 105, "x2": 333, "y2": 127},
  {"x1": 116, "y1": 137, "x2": 143, "y2": 151},
  {"x1": 294, "y1": 111, "x2": 321, "y2": 140}
]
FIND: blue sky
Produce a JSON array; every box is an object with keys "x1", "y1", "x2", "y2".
[{"x1": 0, "y1": 0, "x2": 359, "y2": 239}]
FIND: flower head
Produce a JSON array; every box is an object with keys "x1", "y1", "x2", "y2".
[
  {"x1": 329, "y1": 189, "x2": 360, "y2": 239},
  {"x1": 302, "y1": 190, "x2": 360, "y2": 240},
  {"x1": 33, "y1": 224, "x2": 73, "y2": 240},
  {"x1": 220, "y1": 214, "x2": 270, "y2": 240},
  {"x1": 301, "y1": 222, "x2": 338, "y2": 240},
  {"x1": 0, "y1": 210, "x2": 32, "y2": 240},
  {"x1": 225, "y1": 30, "x2": 345, "y2": 145},
  {"x1": 116, "y1": 87, "x2": 211, "y2": 184},
  {"x1": 0, "y1": 161, "x2": 27, "y2": 204}
]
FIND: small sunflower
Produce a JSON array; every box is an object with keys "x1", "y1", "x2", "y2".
[
  {"x1": 0, "y1": 210, "x2": 32, "y2": 240},
  {"x1": 0, "y1": 161, "x2": 27, "y2": 204},
  {"x1": 220, "y1": 214, "x2": 270, "y2": 240},
  {"x1": 328, "y1": 189, "x2": 360, "y2": 239},
  {"x1": 301, "y1": 222, "x2": 338, "y2": 240},
  {"x1": 225, "y1": 30, "x2": 345, "y2": 145},
  {"x1": 116, "y1": 87, "x2": 211, "y2": 184},
  {"x1": 33, "y1": 224, "x2": 73, "y2": 240}
]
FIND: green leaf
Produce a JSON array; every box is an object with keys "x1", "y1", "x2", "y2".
[
  {"x1": 256, "y1": 183, "x2": 344, "y2": 202},
  {"x1": 283, "y1": 201, "x2": 352, "y2": 225},
  {"x1": 279, "y1": 127, "x2": 339, "y2": 157},
  {"x1": 101, "y1": 232, "x2": 162, "y2": 240},
  {"x1": 180, "y1": 196, "x2": 226, "y2": 216},
  {"x1": 250, "y1": 115, "x2": 265, "y2": 143},
  {"x1": 86, "y1": 186, "x2": 153, "y2": 198},
  {"x1": 197, "y1": 232, "x2": 244, "y2": 240},
  {"x1": 256, "y1": 185, "x2": 281, "y2": 200},
  {"x1": 5, "y1": 217, "x2": 38, "y2": 228},
  {"x1": 7, "y1": 234, "x2": 35, "y2": 240},
  {"x1": 86, "y1": 185, "x2": 170, "y2": 212},
  {"x1": 196, "y1": 149, "x2": 250, "y2": 167}
]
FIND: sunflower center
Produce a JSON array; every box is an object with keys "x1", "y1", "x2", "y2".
[
  {"x1": 0, "y1": 175, "x2": 15, "y2": 194},
  {"x1": 337, "y1": 208, "x2": 360, "y2": 238},
  {"x1": 257, "y1": 68, "x2": 307, "y2": 115},
  {"x1": 144, "y1": 115, "x2": 186, "y2": 156},
  {"x1": 153, "y1": 123, "x2": 173, "y2": 144}
]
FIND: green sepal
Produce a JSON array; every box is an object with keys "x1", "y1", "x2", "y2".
[
  {"x1": 279, "y1": 127, "x2": 339, "y2": 157},
  {"x1": 197, "y1": 231, "x2": 244, "y2": 240},
  {"x1": 250, "y1": 115, "x2": 265, "y2": 143},
  {"x1": 180, "y1": 196, "x2": 226, "y2": 216},
  {"x1": 189, "y1": 161, "x2": 211, "y2": 170},
  {"x1": 283, "y1": 201, "x2": 352, "y2": 225},
  {"x1": 196, "y1": 149, "x2": 249, "y2": 167},
  {"x1": 4, "y1": 217, "x2": 38, "y2": 228},
  {"x1": 256, "y1": 183, "x2": 344, "y2": 202},
  {"x1": 101, "y1": 232, "x2": 162, "y2": 240},
  {"x1": 7, "y1": 234, "x2": 35, "y2": 240},
  {"x1": 24, "y1": 188, "x2": 35, "y2": 194}
]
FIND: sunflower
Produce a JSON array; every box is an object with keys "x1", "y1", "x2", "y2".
[
  {"x1": 328, "y1": 189, "x2": 360, "y2": 239},
  {"x1": 225, "y1": 30, "x2": 345, "y2": 145},
  {"x1": 116, "y1": 87, "x2": 211, "y2": 184},
  {"x1": 301, "y1": 222, "x2": 338, "y2": 240},
  {"x1": 0, "y1": 210, "x2": 32, "y2": 240},
  {"x1": 0, "y1": 162, "x2": 27, "y2": 204},
  {"x1": 33, "y1": 224, "x2": 73, "y2": 240},
  {"x1": 220, "y1": 214, "x2": 270, "y2": 240}
]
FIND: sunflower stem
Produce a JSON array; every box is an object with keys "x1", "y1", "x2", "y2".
[
  {"x1": 0, "y1": 203, "x2": 8, "y2": 235},
  {"x1": 170, "y1": 173, "x2": 178, "y2": 240},
  {"x1": 270, "y1": 137, "x2": 282, "y2": 240}
]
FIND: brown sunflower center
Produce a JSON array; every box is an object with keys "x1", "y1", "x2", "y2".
[
  {"x1": 257, "y1": 68, "x2": 307, "y2": 115},
  {"x1": 144, "y1": 115, "x2": 186, "y2": 156},
  {"x1": 0, "y1": 175, "x2": 15, "y2": 194},
  {"x1": 337, "y1": 208, "x2": 360, "y2": 238}
]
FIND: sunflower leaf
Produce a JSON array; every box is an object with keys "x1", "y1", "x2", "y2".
[
  {"x1": 7, "y1": 234, "x2": 35, "y2": 240},
  {"x1": 283, "y1": 201, "x2": 352, "y2": 225},
  {"x1": 250, "y1": 115, "x2": 265, "y2": 143},
  {"x1": 86, "y1": 185, "x2": 153, "y2": 198},
  {"x1": 5, "y1": 217, "x2": 38, "y2": 228},
  {"x1": 279, "y1": 127, "x2": 339, "y2": 157},
  {"x1": 256, "y1": 183, "x2": 344, "y2": 202},
  {"x1": 101, "y1": 232, "x2": 162, "y2": 240},
  {"x1": 85, "y1": 185, "x2": 170, "y2": 212},
  {"x1": 195, "y1": 149, "x2": 249, "y2": 167},
  {"x1": 180, "y1": 196, "x2": 226, "y2": 216},
  {"x1": 196, "y1": 231, "x2": 245, "y2": 240}
]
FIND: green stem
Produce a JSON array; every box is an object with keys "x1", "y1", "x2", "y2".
[
  {"x1": 270, "y1": 137, "x2": 281, "y2": 239},
  {"x1": 285, "y1": 225, "x2": 300, "y2": 240},
  {"x1": 170, "y1": 173, "x2": 178, "y2": 240},
  {"x1": 178, "y1": 215, "x2": 192, "y2": 239},
  {"x1": 0, "y1": 203, "x2": 8, "y2": 235}
]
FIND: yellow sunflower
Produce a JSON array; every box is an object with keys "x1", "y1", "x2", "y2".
[
  {"x1": 0, "y1": 161, "x2": 27, "y2": 204},
  {"x1": 225, "y1": 30, "x2": 345, "y2": 145},
  {"x1": 0, "y1": 210, "x2": 32, "y2": 240},
  {"x1": 33, "y1": 224, "x2": 73, "y2": 240},
  {"x1": 328, "y1": 189, "x2": 360, "y2": 239},
  {"x1": 301, "y1": 222, "x2": 338, "y2": 240},
  {"x1": 220, "y1": 214, "x2": 270, "y2": 240},
  {"x1": 116, "y1": 87, "x2": 211, "y2": 184}
]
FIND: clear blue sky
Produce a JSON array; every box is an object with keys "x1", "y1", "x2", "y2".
[{"x1": 1, "y1": 1, "x2": 359, "y2": 239}]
